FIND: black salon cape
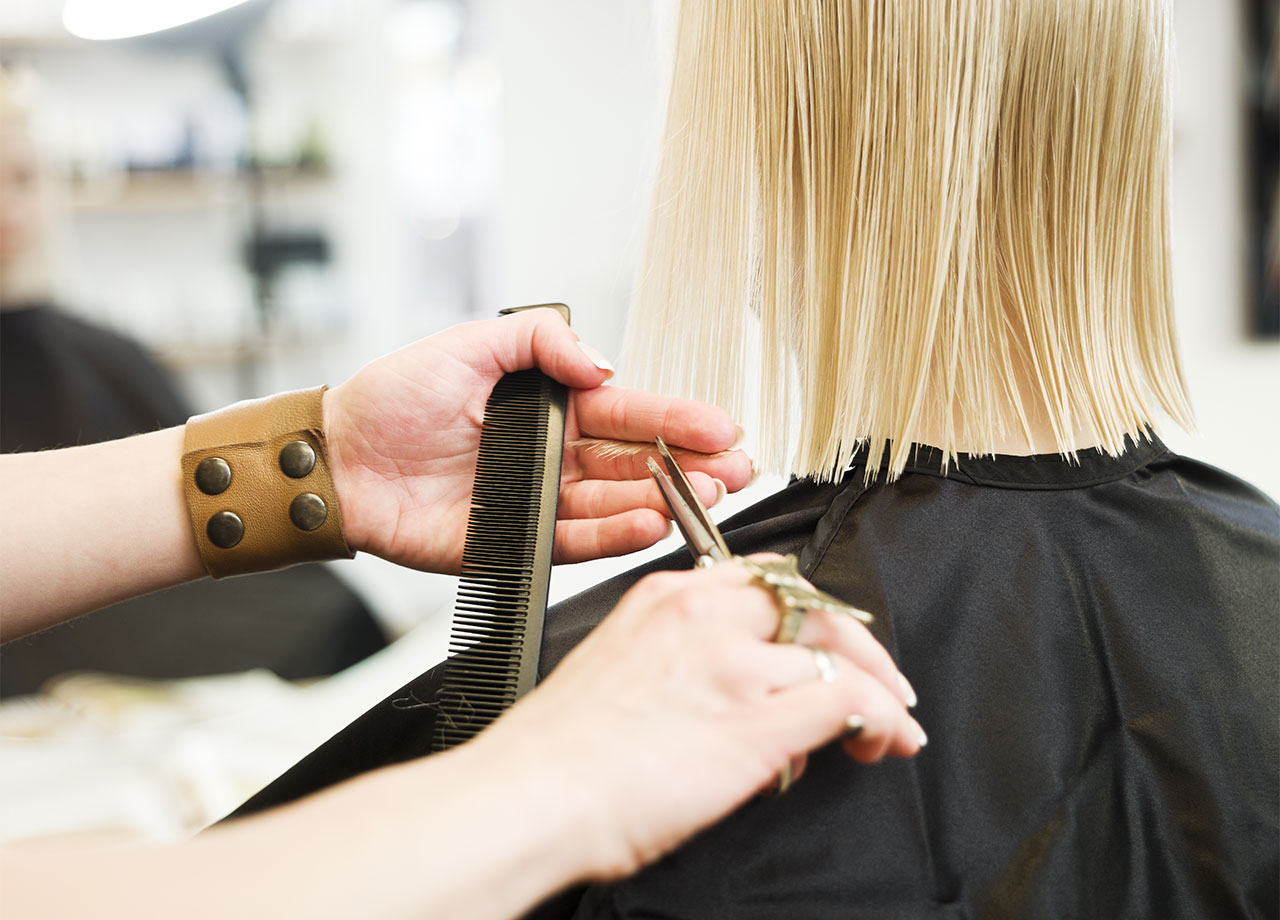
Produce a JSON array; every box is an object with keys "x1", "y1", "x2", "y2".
[{"x1": 229, "y1": 437, "x2": 1279, "y2": 919}]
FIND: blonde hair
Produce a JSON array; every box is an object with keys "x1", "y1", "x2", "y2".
[{"x1": 624, "y1": 0, "x2": 1194, "y2": 481}]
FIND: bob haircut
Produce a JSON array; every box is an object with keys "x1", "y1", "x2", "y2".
[{"x1": 623, "y1": 0, "x2": 1194, "y2": 481}]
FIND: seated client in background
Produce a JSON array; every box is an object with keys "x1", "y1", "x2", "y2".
[{"x1": 0, "y1": 68, "x2": 384, "y2": 693}]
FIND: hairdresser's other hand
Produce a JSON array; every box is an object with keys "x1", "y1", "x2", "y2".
[
  {"x1": 473, "y1": 556, "x2": 927, "y2": 882},
  {"x1": 322, "y1": 308, "x2": 752, "y2": 573}
]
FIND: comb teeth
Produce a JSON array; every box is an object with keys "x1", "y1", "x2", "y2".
[{"x1": 433, "y1": 369, "x2": 566, "y2": 751}]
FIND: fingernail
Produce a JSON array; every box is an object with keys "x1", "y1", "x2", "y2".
[
  {"x1": 843, "y1": 714, "x2": 865, "y2": 738},
  {"x1": 576, "y1": 341, "x2": 615, "y2": 378},
  {"x1": 712, "y1": 478, "x2": 727, "y2": 506},
  {"x1": 911, "y1": 719, "x2": 928, "y2": 749},
  {"x1": 731, "y1": 424, "x2": 745, "y2": 449},
  {"x1": 898, "y1": 673, "x2": 918, "y2": 708}
]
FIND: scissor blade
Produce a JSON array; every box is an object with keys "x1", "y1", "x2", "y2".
[
  {"x1": 647, "y1": 456, "x2": 729, "y2": 564},
  {"x1": 654, "y1": 437, "x2": 733, "y2": 560}
]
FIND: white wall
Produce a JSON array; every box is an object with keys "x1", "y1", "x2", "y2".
[
  {"x1": 1166, "y1": 0, "x2": 1280, "y2": 501},
  {"x1": 487, "y1": 0, "x2": 664, "y2": 359}
]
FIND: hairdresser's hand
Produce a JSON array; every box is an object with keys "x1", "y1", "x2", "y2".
[
  {"x1": 475, "y1": 556, "x2": 927, "y2": 882},
  {"x1": 323, "y1": 308, "x2": 752, "y2": 574}
]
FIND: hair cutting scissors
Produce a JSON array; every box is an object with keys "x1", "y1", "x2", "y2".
[
  {"x1": 646, "y1": 437, "x2": 874, "y2": 639},
  {"x1": 647, "y1": 437, "x2": 873, "y2": 792}
]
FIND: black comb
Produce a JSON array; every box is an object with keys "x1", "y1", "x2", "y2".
[{"x1": 431, "y1": 304, "x2": 570, "y2": 751}]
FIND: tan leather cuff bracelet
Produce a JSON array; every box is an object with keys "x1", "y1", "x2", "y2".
[{"x1": 181, "y1": 386, "x2": 353, "y2": 578}]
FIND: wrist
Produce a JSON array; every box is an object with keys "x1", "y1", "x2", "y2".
[
  {"x1": 458, "y1": 727, "x2": 606, "y2": 886},
  {"x1": 181, "y1": 387, "x2": 352, "y2": 577},
  {"x1": 320, "y1": 383, "x2": 364, "y2": 554},
  {"x1": 475, "y1": 701, "x2": 639, "y2": 883},
  {"x1": 354, "y1": 735, "x2": 608, "y2": 920}
]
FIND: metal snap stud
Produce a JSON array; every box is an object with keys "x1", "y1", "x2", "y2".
[
  {"x1": 289, "y1": 493, "x2": 328, "y2": 531},
  {"x1": 279, "y1": 440, "x2": 316, "y2": 479},
  {"x1": 195, "y1": 457, "x2": 232, "y2": 495},
  {"x1": 207, "y1": 511, "x2": 244, "y2": 548}
]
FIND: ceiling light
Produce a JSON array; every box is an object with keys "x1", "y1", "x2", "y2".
[{"x1": 62, "y1": 0, "x2": 252, "y2": 41}]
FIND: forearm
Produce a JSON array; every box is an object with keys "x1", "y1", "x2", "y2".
[
  {"x1": 214, "y1": 738, "x2": 594, "y2": 920},
  {"x1": 0, "y1": 427, "x2": 205, "y2": 640},
  {"x1": 1, "y1": 737, "x2": 597, "y2": 920}
]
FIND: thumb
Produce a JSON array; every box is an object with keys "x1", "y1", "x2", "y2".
[{"x1": 501, "y1": 307, "x2": 615, "y2": 388}]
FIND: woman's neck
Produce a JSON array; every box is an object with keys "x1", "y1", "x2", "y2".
[{"x1": 911, "y1": 360, "x2": 1111, "y2": 458}]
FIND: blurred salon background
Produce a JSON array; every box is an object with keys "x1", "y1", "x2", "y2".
[{"x1": 1, "y1": 0, "x2": 1276, "y2": 848}]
